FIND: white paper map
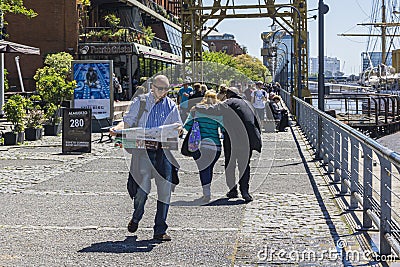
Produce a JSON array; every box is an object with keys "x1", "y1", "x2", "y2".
[{"x1": 120, "y1": 123, "x2": 180, "y2": 150}]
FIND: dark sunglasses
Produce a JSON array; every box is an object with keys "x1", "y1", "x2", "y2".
[{"x1": 153, "y1": 84, "x2": 169, "y2": 91}]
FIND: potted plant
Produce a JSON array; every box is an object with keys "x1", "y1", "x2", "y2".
[
  {"x1": 140, "y1": 24, "x2": 155, "y2": 45},
  {"x1": 2, "y1": 94, "x2": 27, "y2": 145},
  {"x1": 34, "y1": 52, "x2": 76, "y2": 136},
  {"x1": 104, "y1": 14, "x2": 120, "y2": 30},
  {"x1": 25, "y1": 95, "x2": 44, "y2": 141},
  {"x1": 100, "y1": 29, "x2": 112, "y2": 42}
]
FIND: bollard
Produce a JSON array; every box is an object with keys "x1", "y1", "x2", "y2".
[
  {"x1": 334, "y1": 129, "x2": 341, "y2": 183},
  {"x1": 340, "y1": 132, "x2": 349, "y2": 195},
  {"x1": 378, "y1": 155, "x2": 392, "y2": 255},
  {"x1": 362, "y1": 144, "x2": 373, "y2": 229},
  {"x1": 349, "y1": 138, "x2": 359, "y2": 209}
]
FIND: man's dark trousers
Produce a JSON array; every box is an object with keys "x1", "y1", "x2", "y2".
[{"x1": 223, "y1": 135, "x2": 252, "y2": 194}]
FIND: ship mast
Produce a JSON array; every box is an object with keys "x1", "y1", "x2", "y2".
[
  {"x1": 338, "y1": 0, "x2": 400, "y2": 64},
  {"x1": 381, "y1": 0, "x2": 386, "y2": 66}
]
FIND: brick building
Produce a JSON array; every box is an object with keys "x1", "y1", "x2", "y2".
[
  {"x1": 5, "y1": 1, "x2": 79, "y2": 91},
  {"x1": 5, "y1": 0, "x2": 182, "y2": 94},
  {"x1": 203, "y1": 28, "x2": 245, "y2": 56}
]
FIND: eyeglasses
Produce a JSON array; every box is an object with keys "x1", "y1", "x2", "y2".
[{"x1": 153, "y1": 84, "x2": 169, "y2": 91}]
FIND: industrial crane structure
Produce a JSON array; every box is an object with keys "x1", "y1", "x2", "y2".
[{"x1": 180, "y1": 0, "x2": 309, "y2": 96}]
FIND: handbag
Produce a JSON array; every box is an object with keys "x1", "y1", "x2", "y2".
[
  {"x1": 188, "y1": 120, "x2": 201, "y2": 152},
  {"x1": 181, "y1": 120, "x2": 201, "y2": 156},
  {"x1": 181, "y1": 128, "x2": 194, "y2": 157}
]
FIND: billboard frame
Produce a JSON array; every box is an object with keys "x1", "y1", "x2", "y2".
[{"x1": 72, "y1": 60, "x2": 114, "y2": 120}]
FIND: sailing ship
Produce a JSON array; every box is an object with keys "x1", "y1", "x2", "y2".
[{"x1": 346, "y1": 0, "x2": 400, "y2": 96}]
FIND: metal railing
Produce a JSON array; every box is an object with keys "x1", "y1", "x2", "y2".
[{"x1": 281, "y1": 89, "x2": 400, "y2": 257}]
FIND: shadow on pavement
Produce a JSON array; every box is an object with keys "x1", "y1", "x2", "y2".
[
  {"x1": 171, "y1": 197, "x2": 245, "y2": 206},
  {"x1": 78, "y1": 236, "x2": 159, "y2": 253}
]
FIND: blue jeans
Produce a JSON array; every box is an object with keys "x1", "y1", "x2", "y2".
[
  {"x1": 192, "y1": 147, "x2": 221, "y2": 188},
  {"x1": 130, "y1": 149, "x2": 172, "y2": 236}
]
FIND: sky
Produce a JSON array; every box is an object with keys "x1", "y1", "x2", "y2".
[{"x1": 204, "y1": 0, "x2": 377, "y2": 75}]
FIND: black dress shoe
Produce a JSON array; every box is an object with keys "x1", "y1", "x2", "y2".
[
  {"x1": 242, "y1": 193, "x2": 253, "y2": 203},
  {"x1": 153, "y1": 233, "x2": 172, "y2": 241},
  {"x1": 127, "y1": 219, "x2": 138, "y2": 233},
  {"x1": 226, "y1": 190, "x2": 238, "y2": 199}
]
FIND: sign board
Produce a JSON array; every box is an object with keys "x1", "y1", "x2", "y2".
[
  {"x1": 72, "y1": 60, "x2": 113, "y2": 119},
  {"x1": 78, "y1": 44, "x2": 135, "y2": 55},
  {"x1": 62, "y1": 108, "x2": 92, "y2": 153}
]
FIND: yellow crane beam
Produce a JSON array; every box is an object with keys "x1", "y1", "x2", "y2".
[{"x1": 180, "y1": 0, "x2": 309, "y2": 97}]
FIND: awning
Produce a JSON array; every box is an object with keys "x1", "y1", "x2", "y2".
[
  {"x1": 133, "y1": 43, "x2": 181, "y2": 63},
  {"x1": 0, "y1": 40, "x2": 40, "y2": 55}
]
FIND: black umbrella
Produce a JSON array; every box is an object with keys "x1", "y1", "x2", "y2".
[{"x1": 0, "y1": 40, "x2": 40, "y2": 55}]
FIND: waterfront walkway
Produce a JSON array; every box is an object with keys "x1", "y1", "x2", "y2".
[{"x1": 0, "y1": 121, "x2": 395, "y2": 266}]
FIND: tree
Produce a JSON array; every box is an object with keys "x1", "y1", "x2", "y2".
[
  {"x1": 201, "y1": 51, "x2": 239, "y2": 85},
  {"x1": 203, "y1": 51, "x2": 237, "y2": 68},
  {"x1": 234, "y1": 54, "x2": 268, "y2": 82},
  {"x1": 201, "y1": 52, "x2": 270, "y2": 85},
  {"x1": 1, "y1": 1, "x2": 37, "y2": 26}
]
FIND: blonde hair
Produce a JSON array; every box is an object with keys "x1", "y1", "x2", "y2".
[{"x1": 200, "y1": 89, "x2": 220, "y2": 105}]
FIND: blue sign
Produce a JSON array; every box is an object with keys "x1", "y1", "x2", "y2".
[{"x1": 72, "y1": 60, "x2": 113, "y2": 119}]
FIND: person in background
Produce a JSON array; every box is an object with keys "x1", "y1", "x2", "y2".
[
  {"x1": 270, "y1": 95, "x2": 288, "y2": 131},
  {"x1": 251, "y1": 81, "x2": 267, "y2": 131},
  {"x1": 110, "y1": 75, "x2": 182, "y2": 242},
  {"x1": 269, "y1": 95, "x2": 283, "y2": 121},
  {"x1": 122, "y1": 76, "x2": 129, "y2": 100},
  {"x1": 183, "y1": 90, "x2": 224, "y2": 203},
  {"x1": 243, "y1": 85, "x2": 254, "y2": 101},
  {"x1": 188, "y1": 83, "x2": 204, "y2": 110},
  {"x1": 217, "y1": 84, "x2": 228, "y2": 101},
  {"x1": 178, "y1": 80, "x2": 193, "y2": 121},
  {"x1": 273, "y1": 82, "x2": 282, "y2": 95},
  {"x1": 113, "y1": 73, "x2": 122, "y2": 102}
]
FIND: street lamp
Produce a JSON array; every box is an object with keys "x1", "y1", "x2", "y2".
[
  {"x1": 275, "y1": 54, "x2": 285, "y2": 86},
  {"x1": 0, "y1": 4, "x2": 4, "y2": 117},
  {"x1": 270, "y1": 5, "x2": 303, "y2": 98},
  {"x1": 316, "y1": 0, "x2": 329, "y2": 160},
  {"x1": 275, "y1": 48, "x2": 289, "y2": 89},
  {"x1": 270, "y1": 29, "x2": 294, "y2": 93},
  {"x1": 318, "y1": 0, "x2": 329, "y2": 112}
]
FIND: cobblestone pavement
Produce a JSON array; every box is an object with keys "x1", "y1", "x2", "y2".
[{"x1": 0, "y1": 128, "x2": 396, "y2": 266}]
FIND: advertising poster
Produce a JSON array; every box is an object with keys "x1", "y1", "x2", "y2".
[{"x1": 72, "y1": 60, "x2": 113, "y2": 119}]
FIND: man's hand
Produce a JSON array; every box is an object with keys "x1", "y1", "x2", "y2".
[
  {"x1": 176, "y1": 125, "x2": 184, "y2": 137},
  {"x1": 109, "y1": 121, "x2": 125, "y2": 136}
]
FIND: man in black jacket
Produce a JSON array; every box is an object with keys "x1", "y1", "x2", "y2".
[{"x1": 195, "y1": 87, "x2": 262, "y2": 202}]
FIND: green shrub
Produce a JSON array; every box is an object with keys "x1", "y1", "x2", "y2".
[
  {"x1": 34, "y1": 52, "x2": 76, "y2": 125},
  {"x1": 2, "y1": 94, "x2": 28, "y2": 132},
  {"x1": 25, "y1": 95, "x2": 44, "y2": 129}
]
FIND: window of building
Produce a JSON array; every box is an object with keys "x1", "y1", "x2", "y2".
[{"x1": 164, "y1": 23, "x2": 182, "y2": 56}]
